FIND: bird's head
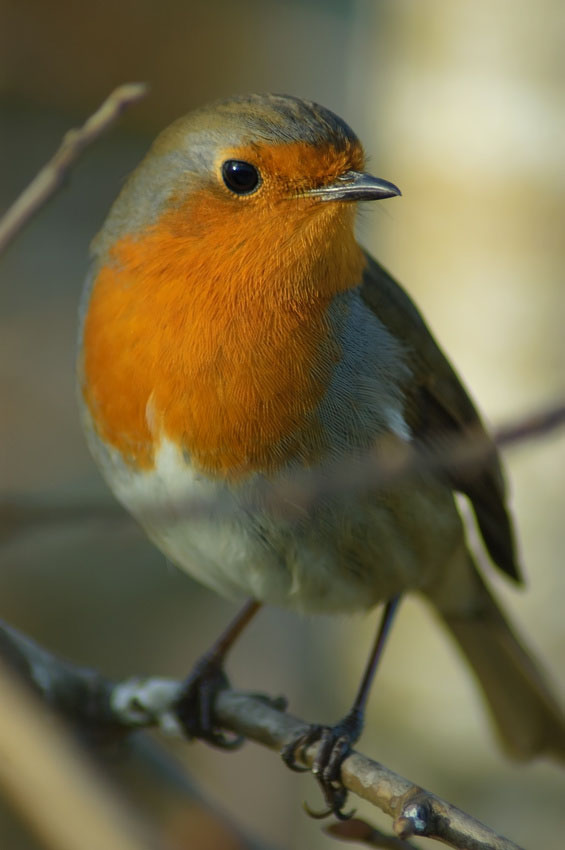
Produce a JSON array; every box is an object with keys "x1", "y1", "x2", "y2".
[{"x1": 93, "y1": 93, "x2": 400, "y2": 278}]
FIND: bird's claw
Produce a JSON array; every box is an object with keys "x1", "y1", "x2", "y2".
[
  {"x1": 281, "y1": 724, "x2": 323, "y2": 772},
  {"x1": 281, "y1": 710, "x2": 362, "y2": 819},
  {"x1": 174, "y1": 656, "x2": 244, "y2": 750}
]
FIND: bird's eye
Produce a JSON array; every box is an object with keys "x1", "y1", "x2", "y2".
[{"x1": 221, "y1": 160, "x2": 261, "y2": 195}]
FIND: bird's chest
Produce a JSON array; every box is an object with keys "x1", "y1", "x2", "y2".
[
  {"x1": 80, "y1": 268, "x2": 430, "y2": 611},
  {"x1": 80, "y1": 253, "x2": 342, "y2": 479}
]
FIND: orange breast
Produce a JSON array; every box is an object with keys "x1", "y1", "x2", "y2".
[{"x1": 81, "y1": 173, "x2": 365, "y2": 478}]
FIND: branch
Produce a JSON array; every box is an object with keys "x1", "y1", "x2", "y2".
[
  {"x1": 0, "y1": 82, "x2": 147, "y2": 255},
  {"x1": 0, "y1": 619, "x2": 525, "y2": 850},
  {"x1": 1, "y1": 398, "x2": 564, "y2": 540},
  {"x1": 0, "y1": 621, "x2": 280, "y2": 850},
  {"x1": 253, "y1": 398, "x2": 565, "y2": 522}
]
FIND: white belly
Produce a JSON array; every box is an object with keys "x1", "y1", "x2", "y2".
[{"x1": 89, "y1": 434, "x2": 464, "y2": 614}]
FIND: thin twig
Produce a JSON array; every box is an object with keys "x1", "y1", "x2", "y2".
[
  {"x1": 1, "y1": 398, "x2": 563, "y2": 539},
  {"x1": 0, "y1": 620, "x2": 526, "y2": 850},
  {"x1": 215, "y1": 692, "x2": 525, "y2": 850},
  {"x1": 0, "y1": 82, "x2": 147, "y2": 254},
  {"x1": 0, "y1": 496, "x2": 128, "y2": 542}
]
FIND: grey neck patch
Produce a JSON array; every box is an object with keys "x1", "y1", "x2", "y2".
[{"x1": 318, "y1": 288, "x2": 411, "y2": 453}]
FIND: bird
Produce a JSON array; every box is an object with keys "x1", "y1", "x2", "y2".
[{"x1": 78, "y1": 93, "x2": 565, "y2": 817}]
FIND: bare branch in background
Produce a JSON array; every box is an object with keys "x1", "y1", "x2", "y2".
[
  {"x1": 2, "y1": 398, "x2": 564, "y2": 540},
  {"x1": 254, "y1": 398, "x2": 565, "y2": 521},
  {"x1": 0, "y1": 497, "x2": 128, "y2": 542},
  {"x1": 0, "y1": 82, "x2": 147, "y2": 255},
  {"x1": 0, "y1": 619, "x2": 526, "y2": 850}
]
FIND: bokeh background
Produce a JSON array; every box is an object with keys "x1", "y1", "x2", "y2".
[{"x1": 1, "y1": 1, "x2": 564, "y2": 848}]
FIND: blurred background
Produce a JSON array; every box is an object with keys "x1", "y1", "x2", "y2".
[{"x1": 1, "y1": 1, "x2": 564, "y2": 848}]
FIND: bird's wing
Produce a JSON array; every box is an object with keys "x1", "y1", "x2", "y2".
[{"x1": 360, "y1": 252, "x2": 521, "y2": 583}]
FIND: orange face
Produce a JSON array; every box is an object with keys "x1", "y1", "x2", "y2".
[
  {"x1": 81, "y1": 138, "x2": 367, "y2": 478},
  {"x1": 215, "y1": 137, "x2": 365, "y2": 203}
]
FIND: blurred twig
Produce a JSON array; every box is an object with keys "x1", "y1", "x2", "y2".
[
  {"x1": 0, "y1": 619, "x2": 525, "y2": 850},
  {"x1": 0, "y1": 654, "x2": 170, "y2": 850},
  {"x1": 0, "y1": 496, "x2": 128, "y2": 542},
  {"x1": 0, "y1": 82, "x2": 147, "y2": 255},
  {"x1": 0, "y1": 620, "x2": 280, "y2": 850},
  {"x1": 254, "y1": 398, "x2": 565, "y2": 521},
  {"x1": 2, "y1": 398, "x2": 564, "y2": 540},
  {"x1": 493, "y1": 402, "x2": 565, "y2": 447}
]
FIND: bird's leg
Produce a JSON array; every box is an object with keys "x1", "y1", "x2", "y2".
[
  {"x1": 281, "y1": 595, "x2": 401, "y2": 819},
  {"x1": 175, "y1": 598, "x2": 261, "y2": 750}
]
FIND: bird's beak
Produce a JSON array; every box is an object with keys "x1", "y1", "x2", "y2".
[{"x1": 307, "y1": 170, "x2": 401, "y2": 203}]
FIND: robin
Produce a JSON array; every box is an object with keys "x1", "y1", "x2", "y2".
[{"x1": 78, "y1": 93, "x2": 565, "y2": 817}]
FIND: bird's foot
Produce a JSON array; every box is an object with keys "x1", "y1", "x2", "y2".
[
  {"x1": 174, "y1": 654, "x2": 244, "y2": 750},
  {"x1": 281, "y1": 708, "x2": 362, "y2": 820}
]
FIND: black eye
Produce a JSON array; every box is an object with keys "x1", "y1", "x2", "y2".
[{"x1": 221, "y1": 160, "x2": 261, "y2": 195}]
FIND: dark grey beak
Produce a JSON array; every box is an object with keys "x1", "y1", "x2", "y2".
[{"x1": 308, "y1": 170, "x2": 401, "y2": 203}]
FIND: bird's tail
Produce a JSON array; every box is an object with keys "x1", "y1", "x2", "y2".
[{"x1": 429, "y1": 553, "x2": 565, "y2": 762}]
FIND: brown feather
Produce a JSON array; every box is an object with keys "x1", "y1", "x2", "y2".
[{"x1": 360, "y1": 252, "x2": 521, "y2": 582}]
